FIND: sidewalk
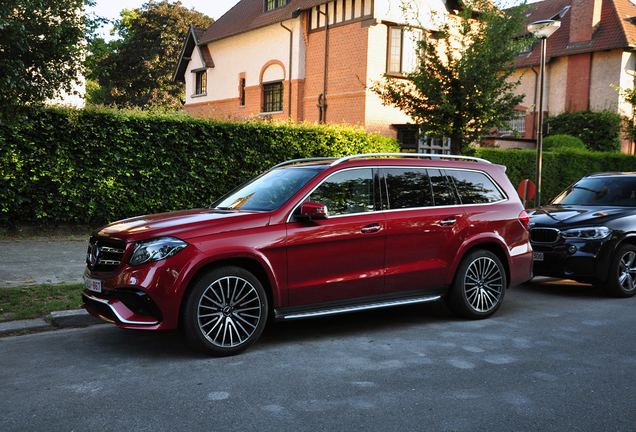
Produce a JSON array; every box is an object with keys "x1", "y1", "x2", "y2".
[{"x1": 0, "y1": 236, "x2": 105, "y2": 335}]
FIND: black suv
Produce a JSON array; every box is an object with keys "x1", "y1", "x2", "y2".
[{"x1": 529, "y1": 172, "x2": 636, "y2": 297}]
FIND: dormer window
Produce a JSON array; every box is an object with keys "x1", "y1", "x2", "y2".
[{"x1": 265, "y1": 0, "x2": 289, "y2": 12}]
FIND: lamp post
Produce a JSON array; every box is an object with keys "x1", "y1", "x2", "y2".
[{"x1": 527, "y1": 19, "x2": 560, "y2": 207}]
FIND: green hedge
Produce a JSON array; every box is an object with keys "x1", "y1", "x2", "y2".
[
  {"x1": 545, "y1": 110, "x2": 622, "y2": 152},
  {"x1": 542, "y1": 134, "x2": 586, "y2": 152},
  {"x1": 0, "y1": 106, "x2": 399, "y2": 228},
  {"x1": 475, "y1": 148, "x2": 636, "y2": 206}
]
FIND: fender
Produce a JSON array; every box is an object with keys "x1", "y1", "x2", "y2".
[{"x1": 444, "y1": 232, "x2": 511, "y2": 286}]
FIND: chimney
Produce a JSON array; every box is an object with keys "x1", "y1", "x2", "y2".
[{"x1": 570, "y1": 0, "x2": 602, "y2": 43}]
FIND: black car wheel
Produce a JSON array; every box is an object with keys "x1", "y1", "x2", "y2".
[
  {"x1": 183, "y1": 266, "x2": 268, "y2": 356},
  {"x1": 445, "y1": 250, "x2": 506, "y2": 319},
  {"x1": 604, "y1": 244, "x2": 636, "y2": 298}
]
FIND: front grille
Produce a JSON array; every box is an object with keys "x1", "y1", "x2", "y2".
[
  {"x1": 86, "y1": 236, "x2": 127, "y2": 272},
  {"x1": 530, "y1": 228, "x2": 560, "y2": 244}
]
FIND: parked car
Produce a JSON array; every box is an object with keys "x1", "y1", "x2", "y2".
[
  {"x1": 82, "y1": 153, "x2": 533, "y2": 356},
  {"x1": 529, "y1": 172, "x2": 636, "y2": 297}
]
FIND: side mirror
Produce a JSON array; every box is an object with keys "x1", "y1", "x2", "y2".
[{"x1": 299, "y1": 201, "x2": 328, "y2": 220}]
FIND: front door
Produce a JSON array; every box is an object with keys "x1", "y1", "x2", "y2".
[{"x1": 286, "y1": 168, "x2": 386, "y2": 306}]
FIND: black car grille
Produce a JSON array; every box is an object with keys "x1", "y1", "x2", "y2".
[
  {"x1": 111, "y1": 290, "x2": 163, "y2": 321},
  {"x1": 530, "y1": 228, "x2": 560, "y2": 244},
  {"x1": 86, "y1": 236, "x2": 127, "y2": 272}
]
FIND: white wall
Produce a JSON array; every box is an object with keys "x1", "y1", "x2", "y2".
[{"x1": 185, "y1": 18, "x2": 306, "y2": 104}]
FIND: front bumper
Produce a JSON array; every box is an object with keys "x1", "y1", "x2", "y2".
[
  {"x1": 82, "y1": 243, "x2": 202, "y2": 331},
  {"x1": 531, "y1": 238, "x2": 614, "y2": 283}
]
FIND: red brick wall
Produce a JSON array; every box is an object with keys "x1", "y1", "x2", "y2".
[
  {"x1": 565, "y1": 53, "x2": 592, "y2": 112},
  {"x1": 304, "y1": 22, "x2": 369, "y2": 126}
]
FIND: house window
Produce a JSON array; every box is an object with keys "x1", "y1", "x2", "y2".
[
  {"x1": 388, "y1": 27, "x2": 422, "y2": 75},
  {"x1": 396, "y1": 126, "x2": 419, "y2": 153},
  {"x1": 240, "y1": 78, "x2": 246, "y2": 106},
  {"x1": 419, "y1": 136, "x2": 451, "y2": 155},
  {"x1": 265, "y1": 0, "x2": 289, "y2": 12},
  {"x1": 499, "y1": 112, "x2": 526, "y2": 136},
  {"x1": 262, "y1": 81, "x2": 283, "y2": 113},
  {"x1": 194, "y1": 70, "x2": 206, "y2": 95}
]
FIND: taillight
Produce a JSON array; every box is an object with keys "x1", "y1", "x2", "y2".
[{"x1": 518, "y1": 210, "x2": 530, "y2": 231}]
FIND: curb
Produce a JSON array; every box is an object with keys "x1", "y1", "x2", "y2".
[{"x1": 0, "y1": 309, "x2": 105, "y2": 336}]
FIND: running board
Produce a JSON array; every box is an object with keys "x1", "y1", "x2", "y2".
[{"x1": 275, "y1": 295, "x2": 442, "y2": 321}]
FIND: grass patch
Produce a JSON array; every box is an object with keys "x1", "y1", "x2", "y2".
[{"x1": 0, "y1": 284, "x2": 83, "y2": 322}]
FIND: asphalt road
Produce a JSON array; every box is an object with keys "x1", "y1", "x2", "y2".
[{"x1": 1, "y1": 278, "x2": 635, "y2": 431}]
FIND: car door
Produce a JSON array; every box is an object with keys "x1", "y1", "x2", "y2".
[
  {"x1": 286, "y1": 167, "x2": 386, "y2": 306},
  {"x1": 383, "y1": 167, "x2": 469, "y2": 293}
]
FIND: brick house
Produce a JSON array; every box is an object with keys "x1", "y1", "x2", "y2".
[
  {"x1": 173, "y1": 0, "x2": 459, "y2": 154},
  {"x1": 490, "y1": 0, "x2": 636, "y2": 153}
]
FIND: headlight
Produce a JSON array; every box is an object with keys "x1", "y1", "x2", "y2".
[
  {"x1": 561, "y1": 226, "x2": 612, "y2": 240},
  {"x1": 129, "y1": 237, "x2": 188, "y2": 266}
]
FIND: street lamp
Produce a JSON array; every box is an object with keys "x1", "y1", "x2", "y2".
[{"x1": 527, "y1": 19, "x2": 560, "y2": 207}]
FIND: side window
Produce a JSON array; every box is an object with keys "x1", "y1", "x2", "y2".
[
  {"x1": 308, "y1": 169, "x2": 375, "y2": 216},
  {"x1": 384, "y1": 168, "x2": 433, "y2": 209},
  {"x1": 447, "y1": 170, "x2": 506, "y2": 204},
  {"x1": 429, "y1": 169, "x2": 458, "y2": 206}
]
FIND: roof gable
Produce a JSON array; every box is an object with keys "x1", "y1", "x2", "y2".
[{"x1": 173, "y1": 24, "x2": 214, "y2": 82}]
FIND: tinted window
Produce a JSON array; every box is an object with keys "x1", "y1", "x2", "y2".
[
  {"x1": 308, "y1": 169, "x2": 375, "y2": 215},
  {"x1": 429, "y1": 169, "x2": 458, "y2": 206},
  {"x1": 553, "y1": 177, "x2": 636, "y2": 206},
  {"x1": 384, "y1": 168, "x2": 433, "y2": 209},
  {"x1": 447, "y1": 170, "x2": 505, "y2": 204}
]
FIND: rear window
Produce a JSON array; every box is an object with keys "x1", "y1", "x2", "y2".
[{"x1": 446, "y1": 170, "x2": 506, "y2": 204}]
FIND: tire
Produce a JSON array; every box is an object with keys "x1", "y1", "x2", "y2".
[
  {"x1": 603, "y1": 244, "x2": 636, "y2": 298},
  {"x1": 183, "y1": 266, "x2": 268, "y2": 356},
  {"x1": 444, "y1": 250, "x2": 507, "y2": 319}
]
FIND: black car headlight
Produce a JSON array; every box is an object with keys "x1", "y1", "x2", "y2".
[
  {"x1": 129, "y1": 237, "x2": 188, "y2": 266},
  {"x1": 561, "y1": 226, "x2": 612, "y2": 240}
]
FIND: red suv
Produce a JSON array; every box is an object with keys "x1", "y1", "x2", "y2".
[{"x1": 82, "y1": 154, "x2": 533, "y2": 356}]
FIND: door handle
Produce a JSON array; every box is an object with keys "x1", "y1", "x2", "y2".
[
  {"x1": 361, "y1": 223, "x2": 381, "y2": 233},
  {"x1": 439, "y1": 217, "x2": 456, "y2": 226}
]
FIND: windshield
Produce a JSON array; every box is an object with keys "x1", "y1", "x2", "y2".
[
  {"x1": 553, "y1": 176, "x2": 636, "y2": 207},
  {"x1": 212, "y1": 167, "x2": 324, "y2": 211}
]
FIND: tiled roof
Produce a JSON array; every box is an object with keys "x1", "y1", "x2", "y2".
[
  {"x1": 200, "y1": 0, "x2": 330, "y2": 45},
  {"x1": 517, "y1": 0, "x2": 636, "y2": 67}
]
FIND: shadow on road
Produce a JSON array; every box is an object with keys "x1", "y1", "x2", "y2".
[{"x1": 516, "y1": 277, "x2": 608, "y2": 299}]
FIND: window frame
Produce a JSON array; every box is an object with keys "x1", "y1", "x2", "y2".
[
  {"x1": 193, "y1": 69, "x2": 207, "y2": 96},
  {"x1": 262, "y1": 80, "x2": 284, "y2": 113},
  {"x1": 265, "y1": 0, "x2": 289, "y2": 12},
  {"x1": 239, "y1": 77, "x2": 246, "y2": 107},
  {"x1": 387, "y1": 26, "x2": 423, "y2": 76}
]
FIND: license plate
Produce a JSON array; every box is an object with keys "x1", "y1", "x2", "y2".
[
  {"x1": 533, "y1": 252, "x2": 544, "y2": 261},
  {"x1": 84, "y1": 276, "x2": 103, "y2": 293}
]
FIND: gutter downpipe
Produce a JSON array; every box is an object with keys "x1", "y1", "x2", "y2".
[
  {"x1": 280, "y1": 21, "x2": 293, "y2": 119},
  {"x1": 317, "y1": 6, "x2": 329, "y2": 123}
]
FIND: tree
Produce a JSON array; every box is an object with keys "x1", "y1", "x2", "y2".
[
  {"x1": 90, "y1": 1, "x2": 214, "y2": 109},
  {"x1": 371, "y1": 0, "x2": 530, "y2": 154},
  {"x1": 0, "y1": 0, "x2": 89, "y2": 113}
]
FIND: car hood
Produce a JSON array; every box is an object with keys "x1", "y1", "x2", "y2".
[
  {"x1": 93, "y1": 208, "x2": 271, "y2": 243},
  {"x1": 528, "y1": 205, "x2": 636, "y2": 228}
]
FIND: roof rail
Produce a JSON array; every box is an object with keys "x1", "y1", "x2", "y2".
[
  {"x1": 330, "y1": 153, "x2": 492, "y2": 166},
  {"x1": 270, "y1": 157, "x2": 338, "y2": 170},
  {"x1": 269, "y1": 153, "x2": 491, "y2": 170}
]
